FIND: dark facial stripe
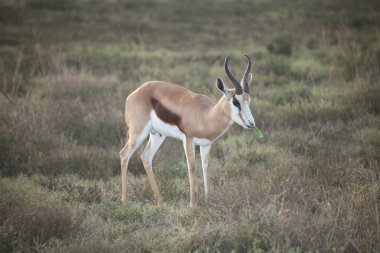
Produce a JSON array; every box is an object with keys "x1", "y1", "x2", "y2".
[
  {"x1": 238, "y1": 112, "x2": 245, "y2": 124},
  {"x1": 151, "y1": 98, "x2": 182, "y2": 129},
  {"x1": 232, "y1": 97, "x2": 241, "y2": 111}
]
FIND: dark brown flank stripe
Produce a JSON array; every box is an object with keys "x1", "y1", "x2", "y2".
[{"x1": 151, "y1": 97, "x2": 183, "y2": 131}]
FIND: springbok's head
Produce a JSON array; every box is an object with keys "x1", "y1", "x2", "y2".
[{"x1": 216, "y1": 55, "x2": 255, "y2": 129}]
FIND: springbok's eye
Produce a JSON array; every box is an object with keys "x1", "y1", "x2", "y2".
[{"x1": 232, "y1": 97, "x2": 241, "y2": 110}]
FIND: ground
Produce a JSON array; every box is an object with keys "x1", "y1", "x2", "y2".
[{"x1": 0, "y1": 0, "x2": 379, "y2": 252}]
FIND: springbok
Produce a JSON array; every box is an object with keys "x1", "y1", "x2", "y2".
[{"x1": 120, "y1": 55, "x2": 256, "y2": 207}]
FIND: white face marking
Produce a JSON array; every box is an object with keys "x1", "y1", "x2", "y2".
[{"x1": 229, "y1": 94, "x2": 255, "y2": 129}]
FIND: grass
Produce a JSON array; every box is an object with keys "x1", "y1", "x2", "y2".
[{"x1": 1, "y1": 0, "x2": 380, "y2": 252}]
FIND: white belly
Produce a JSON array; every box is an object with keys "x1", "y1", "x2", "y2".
[
  {"x1": 150, "y1": 111, "x2": 214, "y2": 146},
  {"x1": 150, "y1": 111, "x2": 184, "y2": 140}
]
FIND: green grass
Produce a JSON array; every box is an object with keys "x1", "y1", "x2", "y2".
[{"x1": 1, "y1": 0, "x2": 380, "y2": 252}]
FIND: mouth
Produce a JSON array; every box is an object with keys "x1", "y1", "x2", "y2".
[{"x1": 243, "y1": 124, "x2": 254, "y2": 129}]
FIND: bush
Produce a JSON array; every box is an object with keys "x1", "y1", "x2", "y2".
[
  {"x1": 291, "y1": 57, "x2": 330, "y2": 82},
  {"x1": 38, "y1": 146, "x2": 120, "y2": 179},
  {"x1": 348, "y1": 84, "x2": 380, "y2": 115},
  {"x1": 267, "y1": 35, "x2": 293, "y2": 56},
  {"x1": 271, "y1": 84, "x2": 312, "y2": 105},
  {"x1": 0, "y1": 180, "x2": 81, "y2": 251},
  {"x1": 337, "y1": 29, "x2": 380, "y2": 81},
  {"x1": 58, "y1": 240, "x2": 118, "y2": 253},
  {"x1": 0, "y1": 222, "x2": 17, "y2": 253},
  {"x1": 262, "y1": 56, "x2": 292, "y2": 78},
  {"x1": 8, "y1": 205, "x2": 79, "y2": 246}
]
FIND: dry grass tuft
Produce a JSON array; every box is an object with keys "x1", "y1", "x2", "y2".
[{"x1": 0, "y1": 180, "x2": 82, "y2": 252}]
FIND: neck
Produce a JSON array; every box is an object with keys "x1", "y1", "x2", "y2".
[{"x1": 203, "y1": 97, "x2": 232, "y2": 141}]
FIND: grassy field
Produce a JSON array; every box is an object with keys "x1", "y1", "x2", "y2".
[{"x1": 1, "y1": 0, "x2": 380, "y2": 252}]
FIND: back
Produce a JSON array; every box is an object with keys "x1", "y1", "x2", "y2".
[{"x1": 125, "y1": 81, "x2": 220, "y2": 138}]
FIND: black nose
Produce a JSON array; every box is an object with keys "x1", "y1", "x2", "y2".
[{"x1": 248, "y1": 121, "x2": 255, "y2": 127}]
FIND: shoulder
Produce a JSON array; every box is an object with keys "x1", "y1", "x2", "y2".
[{"x1": 192, "y1": 94, "x2": 215, "y2": 108}]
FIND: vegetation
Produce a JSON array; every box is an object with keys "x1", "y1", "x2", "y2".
[{"x1": 0, "y1": 0, "x2": 379, "y2": 252}]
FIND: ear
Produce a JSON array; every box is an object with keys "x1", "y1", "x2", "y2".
[{"x1": 216, "y1": 78, "x2": 231, "y2": 97}]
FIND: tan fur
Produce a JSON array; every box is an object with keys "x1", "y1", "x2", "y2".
[
  {"x1": 184, "y1": 136, "x2": 196, "y2": 207},
  {"x1": 120, "y1": 54, "x2": 256, "y2": 207},
  {"x1": 242, "y1": 93, "x2": 249, "y2": 101},
  {"x1": 120, "y1": 81, "x2": 234, "y2": 207},
  {"x1": 125, "y1": 81, "x2": 231, "y2": 140}
]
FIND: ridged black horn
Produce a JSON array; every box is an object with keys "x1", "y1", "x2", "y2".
[
  {"x1": 242, "y1": 55, "x2": 252, "y2": 94},
  {"x1": 224, "y1": 56, "x2": 243, "y2": 95}
]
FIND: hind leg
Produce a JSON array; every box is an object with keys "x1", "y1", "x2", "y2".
[
  {"x1": 120, "y1": 123, "x2": 151, "y2": 203},
  {"x1": 141, "y1": 132, "x2": 166, "y2": 204}
]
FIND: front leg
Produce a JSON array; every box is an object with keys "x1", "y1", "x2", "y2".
[
  {"x1": 200, "y1": 145, "x2": 211, "y2": 200},
  {"x1": 184, "y1": 137, "x2": 196, "y2": 207}
]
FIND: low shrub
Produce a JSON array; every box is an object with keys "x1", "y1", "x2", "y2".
[
  {"x1": 58, "y1": 240, "x2": 118, "y2": 253},
  {"x1": 347, "y1": 84, "x2": 380, "y2": 116},
  {"x1": 0, "y1": 222, "x2": 17, "y2": 253},
  {"x1": 260, "y1": 55, "x2": 292, "y2": 78},
  {"x1": 291, "y1": 57, "x2": 330, "y2": 82},
  {"x1": 8, "y1": 205, "x2": 79, "y2": 246},
  {"x1": 337, "y1": 29, "x2": 380, "y2": 82},
  {"x1": 0, "y1": 180, "x2": 81, "y2": 251},
  {"x1": 271, "y1": 84, "x2": 312, "y2": 105},
  {"x1": 267, "y1": 35, "x2": 293, "y2": 56}
]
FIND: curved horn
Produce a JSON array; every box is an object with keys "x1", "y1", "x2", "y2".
[
  {"x1": 242, "y1": 55, "x2": 252, "y2": 94},
  {"x1": 224, "y1": 56, "x2": 243, "y2": 95}
]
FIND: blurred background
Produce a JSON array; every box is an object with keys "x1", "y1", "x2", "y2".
[{"x1": 0, "y1": 0, "x2": 379, "y2": 252}]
